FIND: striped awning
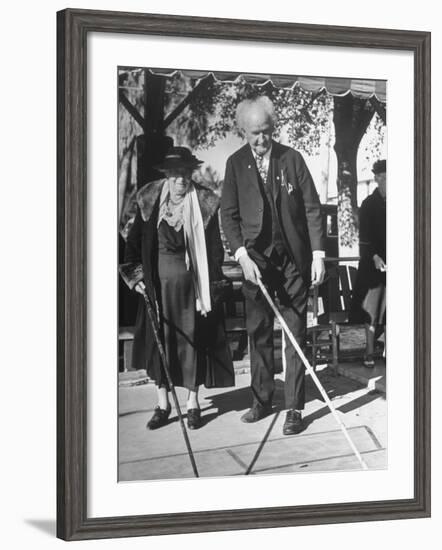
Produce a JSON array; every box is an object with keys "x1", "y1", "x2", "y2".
[{"x1": 146, "y1": 68, "x2": 386, "y2": 102}]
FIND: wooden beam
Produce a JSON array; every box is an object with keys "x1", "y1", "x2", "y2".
[
  {"x1": 163, "y1": 74, "x2": 214, "y2": 128},
  {"x1": 118, "y1": 90, "x2": 144, "y2": 129},
  {"x1": 369, "y1": 96, "x2": 386, "y2": 124}
]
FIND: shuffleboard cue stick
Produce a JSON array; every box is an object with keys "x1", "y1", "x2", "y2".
[
  {"x1": 257, "y1": 279, "x2": 368, "y2": 471},
  {"x1": 141, "y1": 290, "x2": 199, "y2": 478}
]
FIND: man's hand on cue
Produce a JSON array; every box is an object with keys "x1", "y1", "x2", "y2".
[{"x1": 239, "y1": 253, "x2": 262, "y2": 285}]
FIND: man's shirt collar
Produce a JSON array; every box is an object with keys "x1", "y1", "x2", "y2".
[{"x1": 251, "y1": 144, "x2": 272, "y2": 162}]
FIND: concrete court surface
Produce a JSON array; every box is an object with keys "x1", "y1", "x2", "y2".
[{"x1": 118, "y1": 365, "x2": 387, "y2": 482}]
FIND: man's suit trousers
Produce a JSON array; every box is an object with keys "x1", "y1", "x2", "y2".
[{"x1": 243, "y1": 249, "x2": 308, "y2": 410}]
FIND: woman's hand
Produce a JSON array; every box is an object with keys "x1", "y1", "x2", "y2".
[
  {"x1": 134, "y1": 281, "x2": 146, "y2": 294},
  {"x1": 239, "y1": 254, "x2": 261, "y2": 285},
  {"x1": 373, "y1": 254, "x2": 387, "y2": 272}
]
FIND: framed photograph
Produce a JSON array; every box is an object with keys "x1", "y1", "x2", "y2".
[{"x1": 57, "y1": 8, "x2": 431, "y2": 541}]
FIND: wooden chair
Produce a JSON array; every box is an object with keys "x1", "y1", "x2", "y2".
[
  {"x1": 119, "y1": 257, "x2": 361, "y2": 374},
  {"x1": 222, "y1": 259, "x2": 339, "y2": 371},
  {"x1": 284, "y1": 256, "x2": 368, "y2": 372},
  {"x1": 303, "y1": 284, "x2": 339, "y2": 370},
  {"x1": 315, "y1": 257, "x2": 368, "y2": 363},
  {"x1": 119, "y1": 326, "x2": 135, "y2": 372},
  {"x1": 222, "y1": 260, "x2": 249, "y2": 361}
]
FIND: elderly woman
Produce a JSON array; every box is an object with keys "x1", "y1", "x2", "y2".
[{"x1": 120, "y1": 147, "x2": 234, "y2": 430}]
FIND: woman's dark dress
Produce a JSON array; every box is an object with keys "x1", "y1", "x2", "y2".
[
  {"x1": 351, "y1": 188, "x2": 386, "y2": 326},
  {"x1": 157, "y1": 220, "x2": 199, "y2": 391}
]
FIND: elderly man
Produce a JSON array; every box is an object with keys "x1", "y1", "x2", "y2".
[{"x1": 221, "y1": 96, "x2": 325, "y2": 435}]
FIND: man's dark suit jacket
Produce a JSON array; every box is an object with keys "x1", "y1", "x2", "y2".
[{"x1": 221, "y1": 140, "x2": 325, "y2": 283}]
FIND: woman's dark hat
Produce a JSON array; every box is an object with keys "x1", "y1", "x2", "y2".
[
  {"x1": 155, "y1": 146, "x2": 203, "y2": 170},
  {"x1": 372, "y1": 159, "x2": 386, "y2": 174}
]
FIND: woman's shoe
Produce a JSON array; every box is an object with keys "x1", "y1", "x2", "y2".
[
  {"x1": 187, "y1": 408, "x2": 202, "y2": 430},
  {"x1": 146, "y1": 405, "x2": 171, "y2": 430},
  {"x1": 363, "y1": 355, "x2": 375, "y2": 368}
]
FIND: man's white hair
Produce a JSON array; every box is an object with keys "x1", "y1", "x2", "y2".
[{"x1": 236, "y1": 96, "x2": 277, "y2": 131}]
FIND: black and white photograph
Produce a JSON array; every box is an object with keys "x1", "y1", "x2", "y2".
[{"x1": 117, "y1": 66, "x2": 387, "y2": 482}]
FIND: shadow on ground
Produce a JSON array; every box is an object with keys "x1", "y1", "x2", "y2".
[
  {"x1": 200, "y1": 367, "x2": 372, "y2": 426},
  {"x1": 119, "y1": 367, "x2": 381, "y2": 428}
]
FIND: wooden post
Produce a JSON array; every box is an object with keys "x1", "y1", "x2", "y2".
[
  {"x1": 136, "y1": 70, "x2": 170, "y2": 187},
  {"x1": 333, "y1": 95, "x2": 375, "y2": 257}
]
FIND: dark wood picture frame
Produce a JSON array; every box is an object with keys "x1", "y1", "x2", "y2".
[{"x1": 57, "y1": 8, "x2": 431, "y2": 541}]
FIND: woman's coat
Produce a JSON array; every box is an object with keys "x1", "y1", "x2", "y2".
[{"x1": 120, "y1": 179, "x2": 235, "y2": 389}]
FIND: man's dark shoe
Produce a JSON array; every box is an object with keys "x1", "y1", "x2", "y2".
[
  {"x1": 187, "y1": 408, "x2": 202, "y2": 430},
  {"x1": 146, "y1": 405, "x2": 171, "y2": 430},
  {"x1": 283, "y1": 409, "x2": 304, "y2": 435},
  {"x1": 240, "y1": 403, "x2": 272, "y2": 423}
]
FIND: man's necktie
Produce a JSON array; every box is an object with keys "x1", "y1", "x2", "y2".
[{"x1": 256, "y1": 154, "x2": 267, "y2": 185}]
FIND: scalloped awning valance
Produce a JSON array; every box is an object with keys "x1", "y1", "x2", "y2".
[{"x1": 146, "y1": 68, "x2": 386, "y2": 102}]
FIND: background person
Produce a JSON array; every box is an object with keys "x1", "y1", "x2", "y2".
[{"x1": 352, "y1": 159, "x2": 387, "y2": 366}]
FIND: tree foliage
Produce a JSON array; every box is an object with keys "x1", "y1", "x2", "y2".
[
  {"x1": 119, "y1": 70, "x2": 386, "y2": 255},
  {"x1": 165, "y1": 74, "x2": 332, "y2": 156},
  {"x1": 359, "y1": 112, "x2": 386, "y2": 167}
]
